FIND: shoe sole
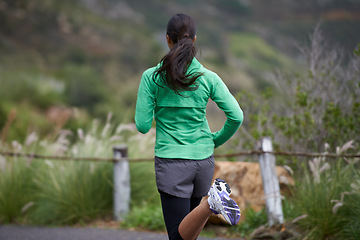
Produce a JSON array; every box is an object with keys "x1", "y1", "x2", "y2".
[{"x1": 212, "y1": 178, "x2": 241, "y2": 225}]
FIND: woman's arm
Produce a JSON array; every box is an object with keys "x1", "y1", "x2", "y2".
[
  {"x1": 210, "y1": 75, "x2": 244, "y2": 148},
  {"x1": 135, "y1": 70, "x2": 156, "y2": 134}
]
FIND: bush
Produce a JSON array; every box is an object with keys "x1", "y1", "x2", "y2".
[
  {"x1": 232, "y1": 207, "x2": 268, "y2": 238},
  {"x1": 30, "y1": 160, "x2": 113, "y2": 225},
  {"x1": 121, "y1": 203, "x2": 165, "y2": 231},
  {"x1": 289, "y1": 141, "x2": 360, "y2": 240},
  {"x1": 0, "y1": 156, "x2": 35, "y2": 223},
  {"x1": 235, "y1": 25, "x2": 360, "y2": 166},
  {"x1": 0, "y1": 115, "x2": 160, "y2": 225},
  {"x1": 231, "y1": 25, "x2": 360, "y2": 239}
]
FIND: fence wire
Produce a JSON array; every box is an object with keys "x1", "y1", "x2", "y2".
[{"x1": 1, "y1": 150, "x2": 359, "y2": 162}]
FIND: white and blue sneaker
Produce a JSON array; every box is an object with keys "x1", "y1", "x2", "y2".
[{"x1": 207, "y1": 178, "x2": 241, "y2": 225}]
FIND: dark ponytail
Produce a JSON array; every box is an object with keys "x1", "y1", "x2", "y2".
[{"x1": 154, "y1": 14, "x2": 202, "y2": 95}]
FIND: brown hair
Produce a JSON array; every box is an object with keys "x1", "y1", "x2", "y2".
[{"x1": 154, "y1": 13, "x2": 202, "y2": 95}]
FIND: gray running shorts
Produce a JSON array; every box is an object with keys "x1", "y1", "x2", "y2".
[{"x1": 154, "y1": 155, "x2": 215, "y2": 198}]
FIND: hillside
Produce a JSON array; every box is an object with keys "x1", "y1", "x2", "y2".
[{"x1": 0, "y1": 0, "x2": 359, "y2": 140}]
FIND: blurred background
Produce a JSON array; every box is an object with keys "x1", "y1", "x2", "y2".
[
  {"x1": 1, "y1": 1, "x2": 360, "y2": 238},
  {"x1": 1, "y1": 0, "x2": 359, "y2": 141}
]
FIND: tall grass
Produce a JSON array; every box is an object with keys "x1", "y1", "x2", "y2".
[
  {"x1": 290, "y1": 141, "x2": 360, "y2": 239},
  {"x1": 121, "y1": 203, "x2": 165, "y2": 231},
  {"x1": 1, "y1": 116, "x2": 359, "y2": 240},
  {"x1": 30, "y1": 160, "x2": 113, "y2": 225},
  {"x1": 0, "y1": 114, "x2": 157, "y2": 225},
  {"x1": 0, "y1": 156, "x2": 35, "y2": 223},
  {"x1": 335, "y1": 165, "x2": 360, "y2": 240}
]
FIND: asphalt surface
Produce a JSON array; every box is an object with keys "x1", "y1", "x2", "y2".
[{"x1": 0, "y1": 225, "x2": 235, "y2": 240}]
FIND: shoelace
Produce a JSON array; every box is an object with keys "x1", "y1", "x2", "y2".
[
  {"x1": 214, "y1": 196, "x2": 240, "y2": 212},
  {"x1": 223, "y1": 206, "x2": 240, "y2": 211},
  {"x1": 211, "y1": 196, "x2": 238, "y2": 211}
]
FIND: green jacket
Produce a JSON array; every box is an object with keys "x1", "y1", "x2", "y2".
[{"x1": 135, "y1": 58, "x2": 243, "y2": 159}]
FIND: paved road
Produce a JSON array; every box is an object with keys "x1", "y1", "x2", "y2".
[{"x1": 0, "y1": 225, "x2": 235, "y2": 240}]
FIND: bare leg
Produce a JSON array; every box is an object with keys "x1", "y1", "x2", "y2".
[
  {"x1": 192, "y1": 218, "x2": 208, "y2": 240},
  {"x1": 178, "y1": 199, "x2": 213, "y2": 240}
]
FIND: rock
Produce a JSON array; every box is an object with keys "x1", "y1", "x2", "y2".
[{"x1": 208, "y1": 161, "x2": 294, "y2": 225}]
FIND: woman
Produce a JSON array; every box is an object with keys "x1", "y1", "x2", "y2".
[{"x1": 135, "y1": 13, "x2": 243, "y2": 240}]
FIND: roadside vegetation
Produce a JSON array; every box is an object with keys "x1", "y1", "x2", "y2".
[
  {"x1": 1, "y1": 26, "x2": 359, "y2": 239},
  {"x1": 1, "y1": 0, "x2": 360, "y2": 239}
]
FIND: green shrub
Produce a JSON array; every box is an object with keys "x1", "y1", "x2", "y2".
[
  {"x1": 232, "y1": 207, "x2": 267, "y2": 238},
  {"x1": 0, "y1": 116, "x2": 160, "y2": 225},
  {"x1": 30, "y1": 160, "x2": 113, "y2": 225},
  {"x1": 130, "y1": 162, "x2": 159, "y2": 207},
  {"x1": 121, "y1": 203, "x2": 165, "y2": 231},
  {"x1": 0, "y1": 157, "x2": 35, "y2": 223},
  {"x1": 335, "y1": 164, "x2": 360, "y2": 240},
  {"x1": 235, "y1": 28, "x2": 360, "y2": 170},
  {"x1": 289, "y1": 141, "x2": 360, "y2": 239}
]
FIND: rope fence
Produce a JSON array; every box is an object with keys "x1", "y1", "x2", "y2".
[
  {"x1": 1, "y1": 139, "x2": 359, "y2": 224},
  {"x1": 1, "y1": 150, "x2": 359, "y2": 162}
]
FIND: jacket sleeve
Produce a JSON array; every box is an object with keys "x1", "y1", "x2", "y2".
[
  {"x1": 210, "y1": 74, "x2": 244, "y2": 148},
  {"x1": 135, "y1": 70, "x2": 156, "y2": 134}
]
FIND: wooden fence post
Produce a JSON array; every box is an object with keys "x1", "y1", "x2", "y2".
[
  {"x1": 258, "y1": 137, "x2": 284, "y2": 226},
  {"x1": 113, "y1": 145, "x2": 130, "y2": 221}
]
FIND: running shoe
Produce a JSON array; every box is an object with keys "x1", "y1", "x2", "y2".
[{"x1": 207, "y1": 178, "x2": 241, "y2": 225}]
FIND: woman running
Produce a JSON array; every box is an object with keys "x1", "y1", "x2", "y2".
[{"x1": 135, "y1": 13, "x2": 244, "y2": 240}]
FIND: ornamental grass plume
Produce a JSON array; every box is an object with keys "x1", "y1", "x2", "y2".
[
  {"x1": 290, "y1": 141, "x2": 360, "y2": 240},
  {"x1": 0, "y1": 114, "x2": 155, "y2": 224}
]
